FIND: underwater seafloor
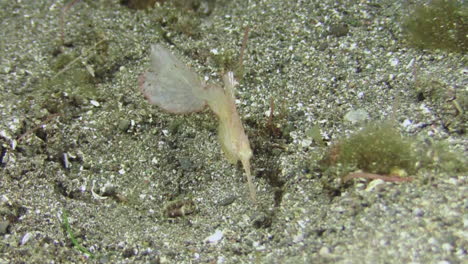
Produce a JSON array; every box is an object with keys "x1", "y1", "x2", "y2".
[{"x1": 0, "y1": 0, "x2": 467, "y2": 263}]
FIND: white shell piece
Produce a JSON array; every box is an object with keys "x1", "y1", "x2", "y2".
[{"x1": 204, "y1": 229, "x2": 223, "y2": 243}]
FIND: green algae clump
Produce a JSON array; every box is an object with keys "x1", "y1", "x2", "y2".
[
  {"x1": 402, "y1": 0, "x2": 467, "y2": 53},
  {"x1": 329, "y1": 122, "x2": 416, "y2": 176},
  {"x1": 320, "y1": 121, "x2": 467, "y2": 180}
]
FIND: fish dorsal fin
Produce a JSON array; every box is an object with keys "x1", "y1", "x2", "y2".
[{"x1": 140, "y1": 44, "x2": 206, "y2": 113}]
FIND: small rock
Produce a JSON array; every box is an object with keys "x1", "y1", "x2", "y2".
[
  {"x1": 319, "y1": 246, "x2": 331, "y2": 257},
  {"x1": 204, "y1": 229, "x2": 223, "y2": 244},
  {"x1": 329, "y1": 23, "x2": 349, "y2": 37},
  {"x1": 442, "y1": 243, "x2": 454, "y2": 252},
  {"x1": 413, "y1": 208, "x2": 424, "y2": 217},
  {"x1": 21, "y1": 232, "x2": 32, "y2": 245},
  {"x1": 178, "y1": 157, "x2": 194, "y2": 171},
  {"x1": 90, "y1": 100, "x2": 100, "y2": 107},
  {"x1": 252, "y1": 212, "x2": 273, "y2": 228},
  {"x1": 165, "y1": 200, "x2": 196, "y2": 218},
  {"x1": 218, "y1": 195, "x2": 237, "y2": 206},
  {"x1": 344, "y1": 109, "x2": 369, "y2": 123},
  {"x1": 365, "y1": 179, "x2": 385, "y2": 192},
  {"x1": 389, "y1": 57, "x2": 399, "y2": 67},
  {"x1": 122, "y1": 248, "x2": 135, "y2": 258},
  {"x1": 118, "y1": 120, "x2": 131, "y2": 132},
  {"x1": 0, "y1": 221, "x2": 10, "y2": 235}
]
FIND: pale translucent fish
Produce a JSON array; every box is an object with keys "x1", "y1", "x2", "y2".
[{"x1": 139, "y1": 44, "x2": 257, "y2": 202}]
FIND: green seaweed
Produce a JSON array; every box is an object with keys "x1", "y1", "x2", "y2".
[
  {"x1": 402, "y1": 0, "x2": 467, "y2": 52},
  {"x1": 151, "y1": 2, "x2": 202, "y2": 38},
  {"x1": 417, "y1": 140, "x2": 467, "y2": 174},
  {"x1": 212, "y1": 48, "x2": 237, "y2": 72},
  {"x1": 332, "y1": 122, "x2": 416, "y2": 175},
  {"x1": 62, "y1": 210, "x2": 94, "y2": 258},
  {"x1": 317, "y1": 121, "x2": 467, "y2": 179}
]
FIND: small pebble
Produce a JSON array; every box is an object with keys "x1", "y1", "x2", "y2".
[
  {"x1": 413, "y1": 208, "x2": 424, "y2": 217},
  {"x1": 344, "y1": 109, "x2": 369, "y2": 124},
  {"x1": 441, "y1": 243, "x2": 453, "y2": 252},
  {"x1": 365, "y1": 179, "x2": 385, "y2": 192},
  {"x1": 90, "y1": 100, "x2": 100, "y2": 107},
  {"x1": 218, "y1": 195, "x2": 237, "y2": 206},
  {"x1": 118, "y1": 120, "x2": 131, "y2": 132},
  {"x1": 21, "y1": 232, "x2": 32, "y2": 245},
  {"x1": 204, "y1": 229, "x2": 223, "y2": 243},
  {"x1": 319, "y1": 246, "x2": 331, "y2": 256},
  {"x1": 0, "y1": 221, "x2": 10, "y2": 235},
  {"x1": 389, "y1": 57, "x2": 399, "y2": 67}
]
